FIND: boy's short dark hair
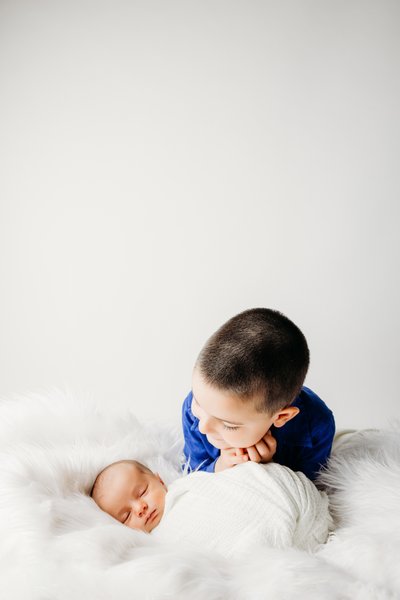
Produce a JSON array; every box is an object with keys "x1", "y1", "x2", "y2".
[{"x1": 196, "y1": 308, "x2": 310, "y2": 415}]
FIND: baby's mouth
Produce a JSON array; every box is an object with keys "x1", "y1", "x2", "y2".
[{"x1": 146, "y1": 509, "x2": 157, "y2": 525}]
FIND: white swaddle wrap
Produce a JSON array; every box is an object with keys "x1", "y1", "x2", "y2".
[{"x1": 154, "y1": 462, "x2": 332, "y2": 557}]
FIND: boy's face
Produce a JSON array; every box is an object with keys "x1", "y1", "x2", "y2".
[
  {"x1": 191, "y1": 367, "x2": 281, "y2": 449},
  {"x1": 93, "y1": 462, "x2": 167, "y2": 533}
]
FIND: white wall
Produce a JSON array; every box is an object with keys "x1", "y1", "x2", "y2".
[{"x1": 1, "y1": 0, "x2": 399, "y2": 429}]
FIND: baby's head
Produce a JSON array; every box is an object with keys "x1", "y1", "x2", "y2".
[{"x1": 91, "y1": 460, "x2": 167, "y2": 532}]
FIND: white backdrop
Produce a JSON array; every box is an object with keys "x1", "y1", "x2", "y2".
[{"x1": 1, "y1": 0, "x2": 399, "y2": 429}]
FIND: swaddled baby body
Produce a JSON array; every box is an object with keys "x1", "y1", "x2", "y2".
[{"x1": 91, "y1": 459, "x2": 333, "y2": 557}]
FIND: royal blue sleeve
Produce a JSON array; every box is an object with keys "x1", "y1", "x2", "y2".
[
  {"x1": 182, "y1": 391, "x2": 220, "y2": 472},
  {"x1": 295, "y1": 410, "x2": 336, "y2": 481}
]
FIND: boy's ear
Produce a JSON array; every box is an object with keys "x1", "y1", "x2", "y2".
[{"x1": 271, "y1": 406, "x2": 300, "y2": 428}]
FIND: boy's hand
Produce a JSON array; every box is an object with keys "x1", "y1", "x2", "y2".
[
  {"x1": 245, "y1": 429, "x2": 277, "y2": 464},
  {"x1": 215, "y1": 447, "x2": 249, "y2": 472},
  {"x1": 214, "y1": 430, "x2": 277, "y2": 472}
]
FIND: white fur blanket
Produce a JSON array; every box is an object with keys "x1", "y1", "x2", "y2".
[{"x1": 0, "y1": 391, "x2": 399, "y2": 600}]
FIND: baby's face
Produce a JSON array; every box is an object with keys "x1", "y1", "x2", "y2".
[{"x1": 94, "y1": 462, "x2": 167, "y2": 533}]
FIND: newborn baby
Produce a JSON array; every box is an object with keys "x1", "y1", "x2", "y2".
[
  {"x1": 91, "y1": 459, "x2": 332, "y2": 557},
  {"x1": 91, "y1": 460, "x2": 167, "y2": 533}
]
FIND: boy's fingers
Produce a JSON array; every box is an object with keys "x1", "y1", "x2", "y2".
[
  {"x1": 263, "y1": 430, "x2": 277, "y2": 448},
  {"x1": 254, "y1": 439, "x2": 269, "y2": 456},
  {"x1": 235, "y1": 454, "x2": 249, "y2": 464},
  {"x1": 235, "y1": 447, "x2": 246, "y2": 457},
  {"x1": 246, "y1": 445, "x2": 261, "y2": 462},
  {"x1": 255, "y1": 440, "x2": 276, "y2": 462},
  {"x1": 234, "y1": 448, "x2": 249, "y2": 464}
]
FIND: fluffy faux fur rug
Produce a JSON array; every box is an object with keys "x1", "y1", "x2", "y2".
[{"x1": 0, "y1": 391, "x2": 399, "y2": 600}]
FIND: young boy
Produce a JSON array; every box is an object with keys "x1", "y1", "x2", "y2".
[
  {"x1": 182, "y1": 308, "x2": 335, "y2": 481},
  {"x1": 90, "y1": 459, "x2": 332, "y2": 556}
]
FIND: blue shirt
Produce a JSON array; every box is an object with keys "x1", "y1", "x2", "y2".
[{"x1": 182, "y1": 386, "x2": 335, "y2": 481}]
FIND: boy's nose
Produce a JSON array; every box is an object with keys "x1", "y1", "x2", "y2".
[{"x1": 199, "y1": 415, "x2": 214, "y2": 435}]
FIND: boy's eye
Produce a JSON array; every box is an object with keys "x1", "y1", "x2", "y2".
[
  {"x1": 223, "y1": 424, "x2": 239, "y2": 431},
  {"x1": 140, "y1": 486, "x2": 148, "y2": 497},
  {"x1": 123, "y1": 512, "x2": 131, "y2": 523}
]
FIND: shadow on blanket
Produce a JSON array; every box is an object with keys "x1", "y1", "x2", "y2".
[{"x1": 0, "y1": 390, "x2": 399, "y2": 600}]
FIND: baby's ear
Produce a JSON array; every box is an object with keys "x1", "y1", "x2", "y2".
[{"x1": 155, "y1": 473, "x2": 167, "y2": 489}]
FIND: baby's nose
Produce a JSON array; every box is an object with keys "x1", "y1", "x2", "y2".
[{"x1": 135, "y1": 500, "x2": 148, "y2": 518}]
